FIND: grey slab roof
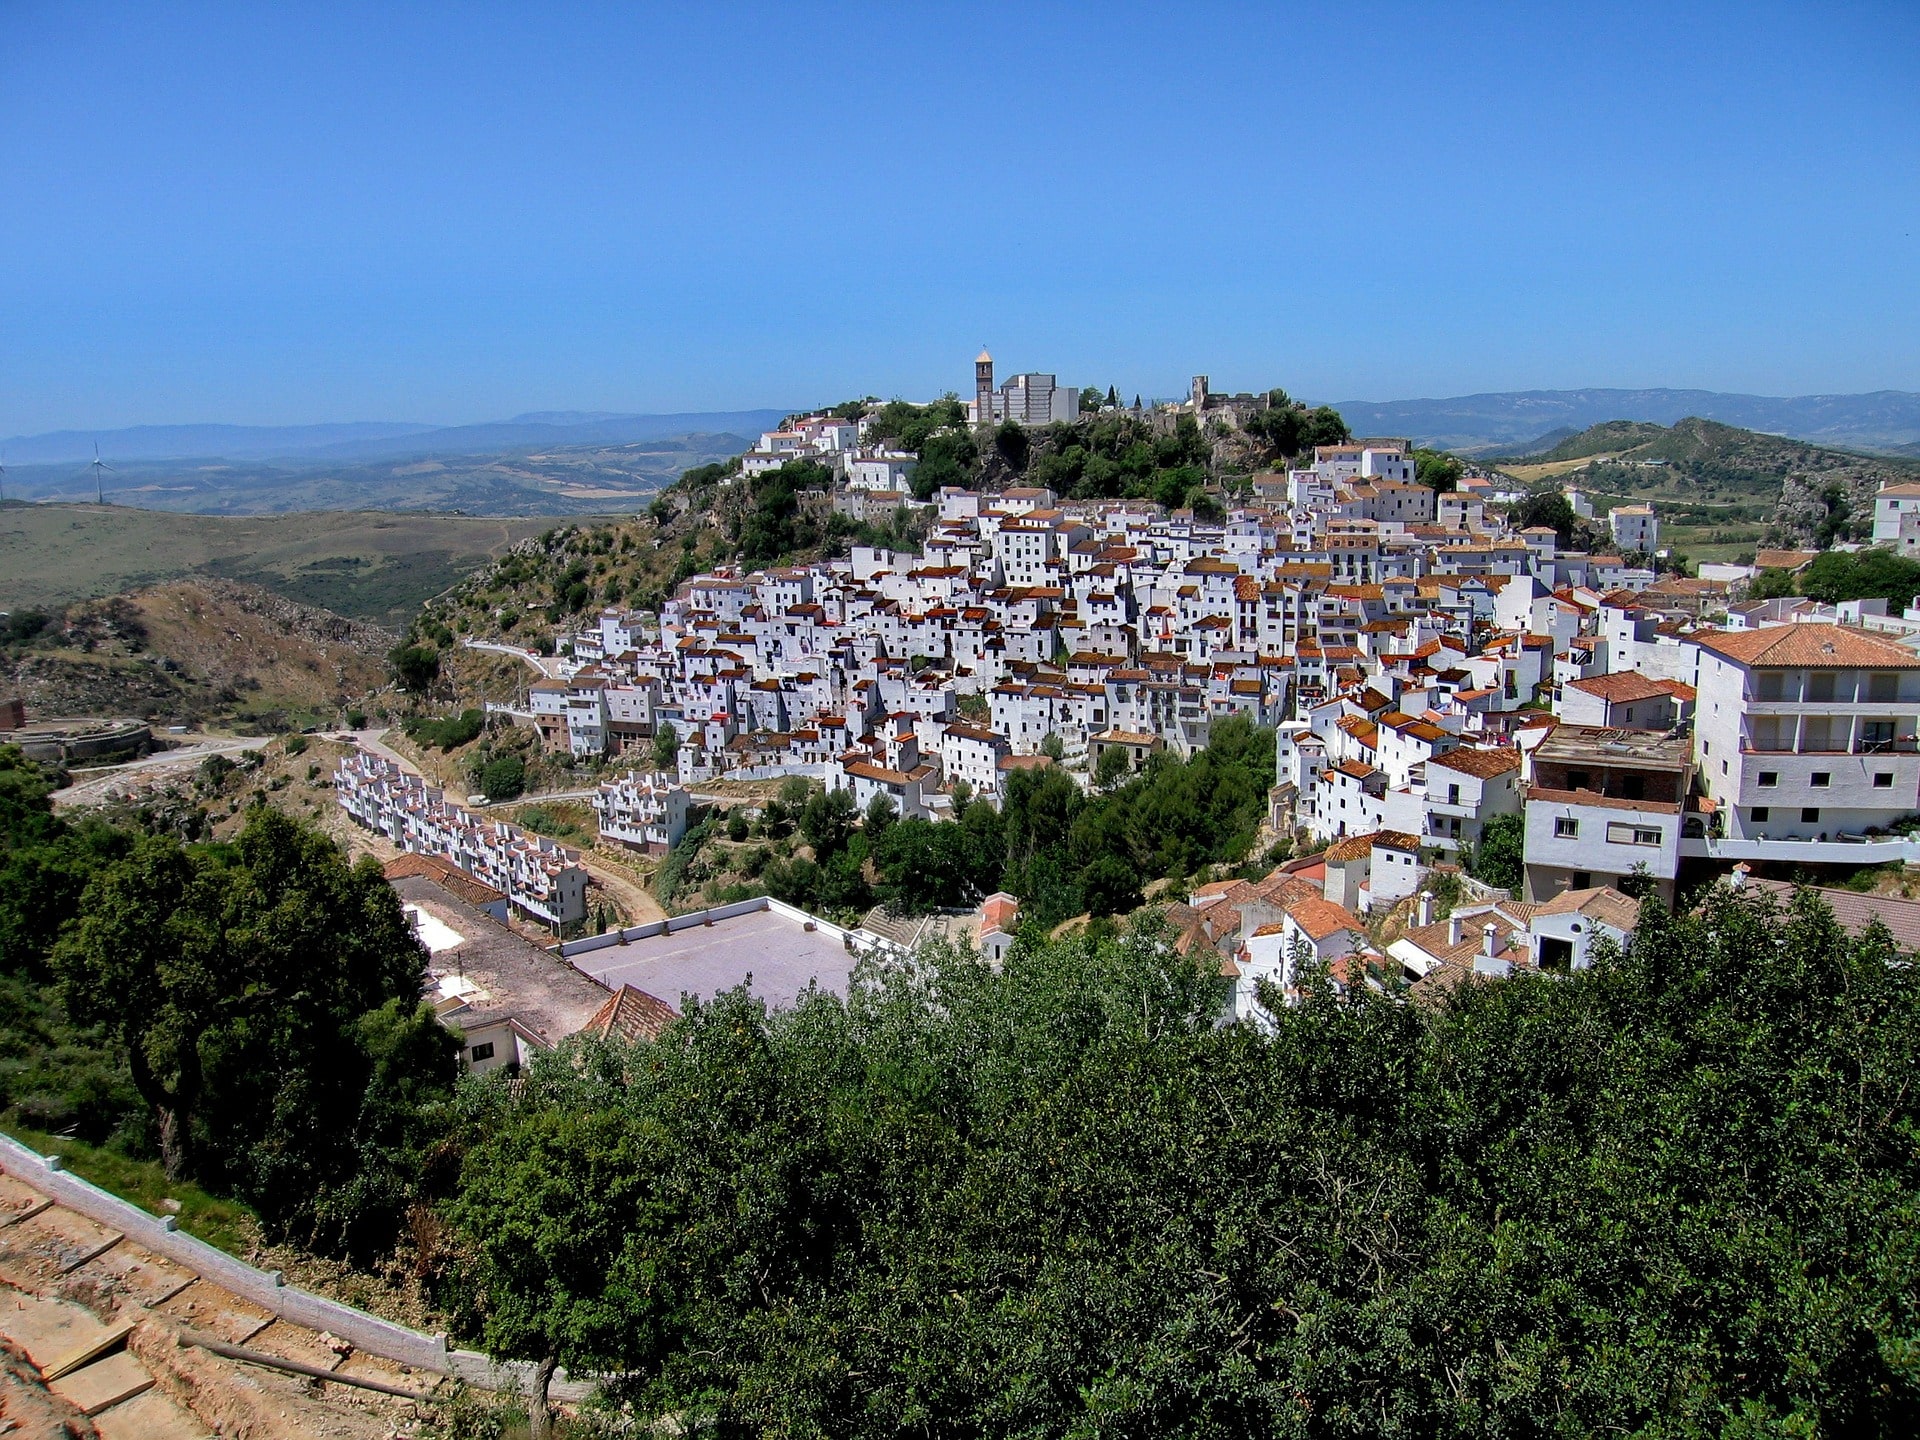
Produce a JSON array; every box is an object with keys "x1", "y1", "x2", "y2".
[
  {"x1": 391, "y1": 873, "x2": 612, "y2": 1046},
  {"x1": 573, "y1": 907, "x2": 860, "y2": 1012}
]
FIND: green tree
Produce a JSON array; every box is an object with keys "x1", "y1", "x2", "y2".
[
  {"x1": 50, "y1": 808, "x2": 444, "y2": 1234},
  {"x1": 800, "y1": 786, "x2": 858, "y2": 859},
  {"x1": 1799, "y1": 548, "x2": 1920, "y2": 610},
  {"x1": 1414, "y1": 447, "x2": 1464, "y2": 492},
  {"x1": 863, "y1": 791, "x2": 897, "y2": 838},
  {"x1": 450, "y1": 1096, "x2": 660, "y2": 1439},
  {"x1": 1468, "y1": 812, "x2": 1525, "y2": 891},
  {"x1": 388, "y1": 642, "x2": 441, "y2": 695},
  {"x1": 1094, "y1": 743, "x2": 1132, "y2": 792},
  {"x1": 1510, "y1": 492, "x2": 1579, "y2": 547},
  {"x1": 994, "y1": 419, "x2": 1030, "y2": 473},
  {"x1": 449, "y1": 886, "x2": 1920, "y2": 1435},
  {"x1": 651, "y1": 722, "x2": 679, "y2": 771}
]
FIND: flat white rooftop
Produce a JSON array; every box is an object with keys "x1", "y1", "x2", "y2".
[{"x1": 572, "y1": 905, "x2": 861, "y2": 1013}]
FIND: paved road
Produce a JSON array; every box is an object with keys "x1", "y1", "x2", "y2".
[
  {"x1": 461, "y1": 637, "x2": 566, "y2": 678},
  {"x1": 53, "y1": 735, "x2": 270, "y2": 809}
]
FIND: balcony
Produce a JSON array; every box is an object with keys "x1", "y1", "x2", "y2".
[
  {"x1": 1680, "y1": 834, "x2": 1920, "y2": 864},
  {"x1": 1741, "y1": 738, "x2": 1920, "y2": 756}
]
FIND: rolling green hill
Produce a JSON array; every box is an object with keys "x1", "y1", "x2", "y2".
[
  {"x1": 0, "y1": 503, "x2": 598, "y2": 625},
  {"x1": 1497, "y1": 417, "x2": 1919, "y2": 548}
]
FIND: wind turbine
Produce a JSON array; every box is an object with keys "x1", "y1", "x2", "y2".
[
  {"x1": 0, "y1": 450, "x2": 7, "y2": 503},
  {"x1": 91, "y1": 444, "x2": 114, "y2": 504}
]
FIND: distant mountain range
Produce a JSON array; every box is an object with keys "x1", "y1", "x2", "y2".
[
  {"x1": 0, "y1": 409, "x2": 792, "y2": 466},
  {"x1": 1323, "y1": 389, "x2": 1920, "y2": 457}
]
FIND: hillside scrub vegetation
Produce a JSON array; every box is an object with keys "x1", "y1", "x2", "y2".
[
  {"x1": 1499, "y1": 417, "x2": 1919, "y2": 551},
  {"x1": 444, "y1": 884, "x2": 1920, "y2": 1435}
]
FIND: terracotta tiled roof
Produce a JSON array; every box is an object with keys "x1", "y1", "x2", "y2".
[
  {"x1": 1694, "y1": 623, "x2": 1920, "y2": 669},
  {"x1": 585, "y1": 984, "x2": 679, "y2": 1043},
  {"x1": 1427, "y1": 746, "x2": 1521, "y2": 779},
  {"x1": 1285, "y1": 896, "x2": 1366, "y2": 943},
  {"x1": 1564, "y1": 672, "x2": 1671, "y2": 703},
  {"x1": 383, "y1": 853, "x2": 508, "y2": 908},
  {"x1": 1533, "y1": 886, "x2": 1641, "y2": 929}
]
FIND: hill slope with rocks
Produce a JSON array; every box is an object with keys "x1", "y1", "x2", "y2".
[{"x1": 1, "y1": 578, "x2": 393, "y2": 728}]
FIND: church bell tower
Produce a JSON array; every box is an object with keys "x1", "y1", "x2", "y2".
[{"x1": 975, "y1": 347, "x2": 994, "y2": 426}]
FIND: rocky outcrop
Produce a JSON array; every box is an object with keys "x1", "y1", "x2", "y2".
[{"x1": 1766, "y1": 467, "x2": 1889, "y2": 549}]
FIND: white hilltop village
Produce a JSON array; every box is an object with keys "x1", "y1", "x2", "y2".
[{"x1": 336, "y1": 354, "x2": 1920, "y2": 1071}]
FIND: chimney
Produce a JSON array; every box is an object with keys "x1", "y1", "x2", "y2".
[
  {"x1": 1448, "y1": 915, "x2": 1463, "y2": 948},
  {"x1": 1416, "y1": 890, "x2": 1434, "y2": 928},
  {"x1": 1482, "y1": 922, "x2": 1499, "y2": 958},
  {"x1": 1729, "y1": 862, "x2": 1750, "y2": 891}
]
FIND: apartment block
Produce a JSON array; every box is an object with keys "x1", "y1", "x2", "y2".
[
  {"x1": 1694, "y1": 624, "x2": 1920, "y2": 842},
  {"x1": 592, "y1": 770, "x2": 691, "y2": 854},
  {"x1": 336, "y1": 752, "x2": 589, "y2": 925}
]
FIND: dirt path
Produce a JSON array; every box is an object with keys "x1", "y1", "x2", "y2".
[{"x1": 53, "y1": 735, "x2": 269, "y2": 811}]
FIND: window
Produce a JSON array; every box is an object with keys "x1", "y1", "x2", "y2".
[
  {"x1": 1607, "y1": 822, "x2": 1663, "y2": 846},
  {"x1": 1801, "y1": 807, "x2": 1821, "y2": 824},
  {"x1": 1870, "y1": 672, "x2": 1899, "y2": 702},
  {"x1": 471, "y1": 1042, "x2": 495, "y2": 1062},
  {"x1": 1555, "y1": 817, "x2": 1580, "y2": 839},
  {"x1": 1756, "y1": 672, "x2": 1786, "y2": 701},
  {"x1": 1808, "y1": 672, "x2": 1836, "y2": 702},
  {"x1": 1812, "y1": 772, "x2": 1830, "y2": 787},
  {"x1": 1573, "y1": 872, "x2": 1593, "y2": 890},
  {"x1": 1876, "y1": 772, "x2": 1895, "y2": 788},
  {"x1": 1567, "y1": 770, "x2": 1591, "y2": 790},
  {"x1": 1758, "y1": 771, "x2": 1778, "y2": 788},
  {"x1": 1752, "y1": 806, "x2": 1770, "y2": 822}
]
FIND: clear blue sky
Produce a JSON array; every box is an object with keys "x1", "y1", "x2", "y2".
[{"x1": 3, "y1": 1, "x2": 1916, "y2": 432}]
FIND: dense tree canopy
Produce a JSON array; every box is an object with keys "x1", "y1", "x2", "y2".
[
  {"x1": 1, "y1": 749, "x2": 457, "y2": 1258},
  {"x1": 1796, "y1": 548, "x2": 1920, "y2": 611},
  {"x1": 447, "y1": 885, "x2": 1920, "y2": 1435},
  {"x1": 388, "y1": 641, "x2": 442, "y2": 694},
  {"x1": 735, "y1": 459, "x2": 833, "y2": 566},
  {"x1": 763, "y1": 720, "x2": 1277, "y2": 926},
  {"x1": 1023, "y1": 412, "x2": 1214, "y2": 509},
  {"x1": 1243, "y1": 390, "x2": 1352, "y2": 460},
  {"x1": 1468, "y1": 812, "x2": 1525, "y2": 891},
  {"x1": 36, "y1": 797, "x2": 458, "y2": 1255},
  {"x1": 1414, "y1": 447, "x2": 1464, "y2": 492},
  {"x1": 1510, "y1": 492, "x2": 1581, "y2": 548}
]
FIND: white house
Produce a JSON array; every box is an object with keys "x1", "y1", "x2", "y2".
[
  {"x1": 1873, "y1": 481, "x2": 1920, "y2": 553},
  {"x1": 1608, "y1": 503, "x2": 1658, "y2": 553},
  {"x1": 1522, "y1": 725, "x2": 1694, "y2": 903},
  {"x1": 592, "y1": 770, "x2": 691, "y2": 854}
]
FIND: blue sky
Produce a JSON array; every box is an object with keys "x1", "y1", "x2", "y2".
[{"x1": 2, "y1": 1, "x2": 1916, "y2": 432}]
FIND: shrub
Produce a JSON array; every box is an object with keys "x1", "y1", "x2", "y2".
[{"x1": 480, "y1": 755, "x2": 527, "y2": 803}]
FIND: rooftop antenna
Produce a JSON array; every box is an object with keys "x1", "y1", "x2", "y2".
[{"x1": 91, "y1": 443, "x2": 114, "y2": 504}]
